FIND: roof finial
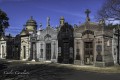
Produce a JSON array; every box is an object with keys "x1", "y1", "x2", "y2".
[
  {"x1": 40, "y1": 23, "x2": 42, "y2": 27},
  {"x1": 85, "y1": 9, "x2": 91, "y2": 22},
  {"x1": 60, "y1": 16, "x2": 65, "y2": 26},
  {"x1": 39, "y1": 23, "x2": 42, "y2": 30},
  {"x1": 30, "y1": 16, "x2": 33, "y2": 20},
  {"x1": 47, "y1": 17, "x2": 50, "y2": 27}
]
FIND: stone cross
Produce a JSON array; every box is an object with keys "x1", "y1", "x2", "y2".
[
  {"x1": 39, "y1": 23, "x2": 42, "y2": 30},
  {"x1": 85, "y1": 9, "x2": 91, "y2": 17},
  {"x1": 85, "y1": 9, "x2": 91, "y2": 21},
  {"x1": 47, "y1": 17, "x2": 50, "y2": 26},
  {"x1": 30, "y1": 16, "x2": 33, "y2": 20}
]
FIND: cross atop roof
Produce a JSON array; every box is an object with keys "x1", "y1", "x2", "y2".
[
  {"x1": 85, "y1": 9, "x2": 91, "y2": 17},
  {"x1": 30, "y1": 16, "x2": 33, "y2": 20},
  {"x1": 47, "y1": 17, "x2": 50, "y2": 27},
  {"x1": 85, "y1": 9, "x2": 91, "y2": 22}
]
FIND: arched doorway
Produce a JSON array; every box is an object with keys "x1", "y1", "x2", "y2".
[
  {"x1": 45, "y1": 34, "x2": 52, "y2": 61},
  {"x1": 31, "y1": 42, "x2": 36, "y2": 60},
  {"x1": 46, "y1": 43, "x2": 51, "y2": 60},
  {"x1": 82, "y1": 30, "x2": 94, "y2": 65},
  {"x1": 63, "y1": 42, "x2": 69, "y2": 63},
  {"x1": 84, "y1": 42, "x2": 94, "y2": 65}
]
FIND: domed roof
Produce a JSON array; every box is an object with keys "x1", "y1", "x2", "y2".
[
  {"x1": 26, "y1": 16, "x2": 37, "y2": 26},
  {"x1": 20, "y1": 28, "x2": 29, "y2": 36}
]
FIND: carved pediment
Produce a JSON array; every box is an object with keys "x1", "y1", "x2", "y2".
[
  {"x1": 82, "y1": 30, "x2": 94, "y2": 36},
  {"x1": 44, "y1": 34, "x2": 52, "y2": 41},
  {"x1": 82, "y1": 34, "x2": 94, "y2": 39},
  {"x1": 21, "y1": 40, "x2": 28, "y2": 43},
  {"x1": 44, "y1": 34, "x2": 51, "y2": 39}
]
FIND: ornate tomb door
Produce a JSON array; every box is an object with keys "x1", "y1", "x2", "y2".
[
  {"x1": 31, "y1": 42, "x2": 36, "y2": 60},
  {"x1": 23, "y1": 46, "x2": 26, "y2": 59},
  {"x1": 84, "y1": 42, "x2": 94, "y2": 65},
  {"x1": 46, "y1": 43, "x2": 51, "y2": 60},
  {"x1": 63, "y1": 42, "x2": 69, "y2": 63}
]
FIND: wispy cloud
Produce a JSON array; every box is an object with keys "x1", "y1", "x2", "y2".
[
  {"x1": 37, "y1": 6, "x2": 85, "y2": 18},
  {"x1": 53, "y1": 9, "x2": 82, "y2": 17}
]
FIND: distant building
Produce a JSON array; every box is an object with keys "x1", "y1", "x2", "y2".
[
  {"x1": 0, "y1": 34, "x2": 21, "y2": 60},
  {"x1": 0, "y1": 35, "x2": 6, "y2": 59},
  {"x1": 20, "y1": 16, "x2": 37, "y2": 60}
]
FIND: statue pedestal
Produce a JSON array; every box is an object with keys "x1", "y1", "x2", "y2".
[
  {"x1": 95, "y1": 61, "x2": 105, "y2": 67},
  {"x1": 74, "y1": 60, "x2": 81, "y2": 65},
  {"x1": 95, "y1": 54, "x2": 105, "y2": 67}
]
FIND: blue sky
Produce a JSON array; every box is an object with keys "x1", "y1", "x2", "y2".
[{"x1": 0, "y1": 0, "x2": 105, "y2": 36}]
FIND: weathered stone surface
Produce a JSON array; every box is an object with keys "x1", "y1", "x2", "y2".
[
  {"x1": 74, "y1": 60, "x2": 81, "y2": 65},
  {"x1": 95, "y1": 62, "x2": 105, "y2": 67}
]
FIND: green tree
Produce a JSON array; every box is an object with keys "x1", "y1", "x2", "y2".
[{"x1": 0, "y1": 9, "x2": 9, "y2": 37}]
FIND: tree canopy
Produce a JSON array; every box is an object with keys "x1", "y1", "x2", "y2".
[
  {"x1": 0, "y1": 9, "x2": 9, "y2": 37},
  {"x1": 96, "y1": 0, "x2": 120, "y2": 20}
]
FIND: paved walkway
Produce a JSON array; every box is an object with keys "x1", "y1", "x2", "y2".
[
  {"x1": 64, "y1": 70, "x2": 120, "y2": 80},
  {"x1": 0, "y1": 59, "x2": 120, "y2": 80}
]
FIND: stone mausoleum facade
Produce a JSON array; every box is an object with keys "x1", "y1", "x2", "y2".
[
  {"x1": 36, "y1": 17, "x2": 58, "y2": 62},
  {"x1": 74, "y1": 9, "x2": 114, "y2": 67},
  {"x1": 1, "y1": 9, "x2": 118, "y2": 67}
]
